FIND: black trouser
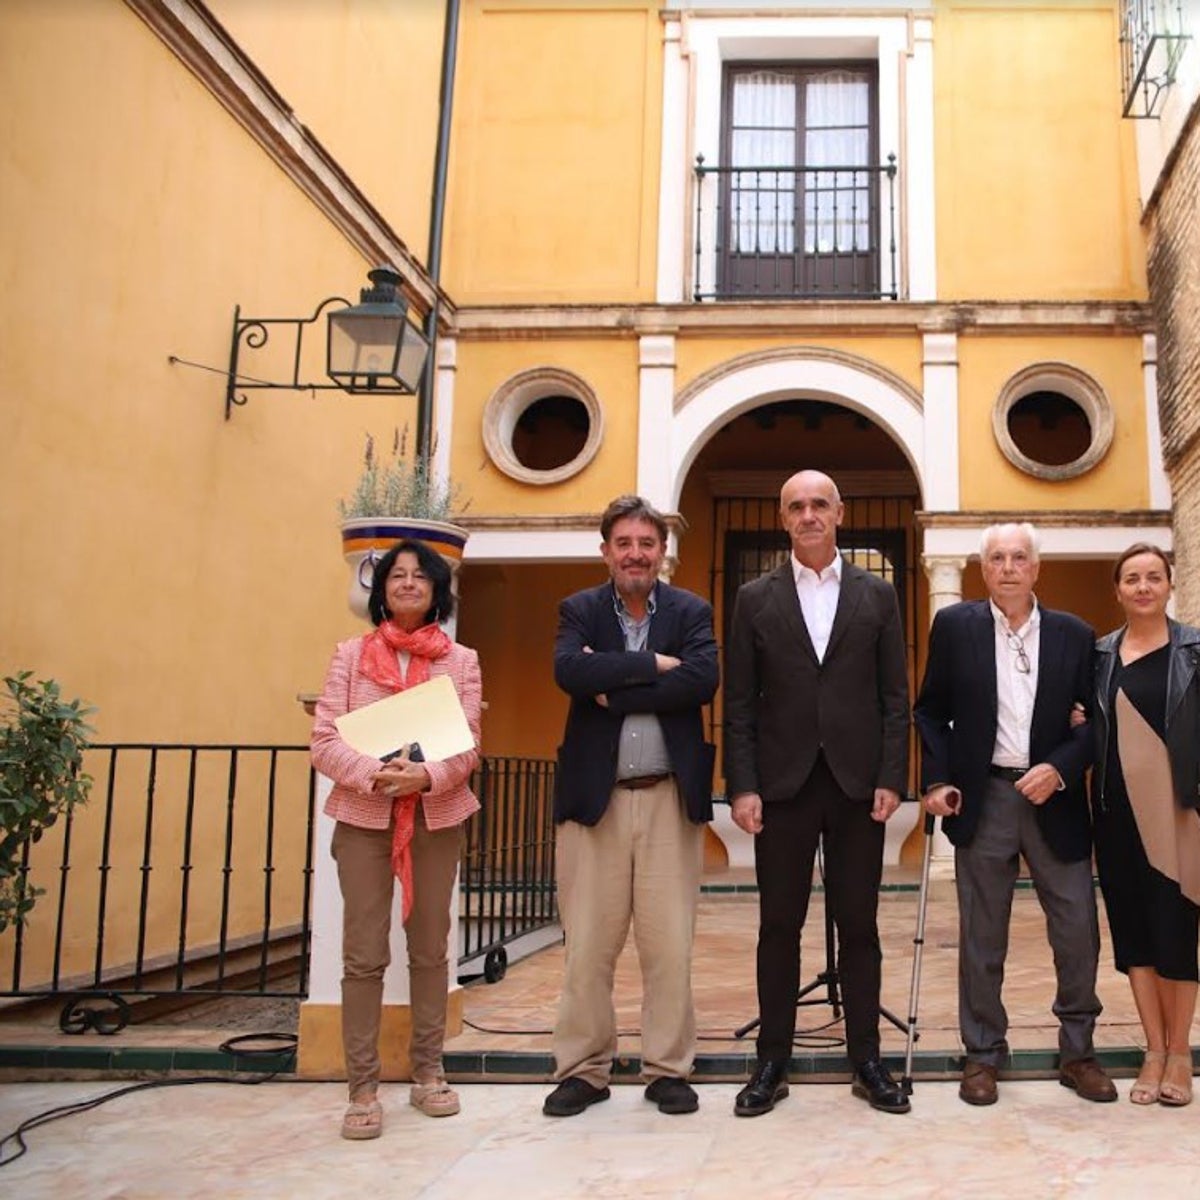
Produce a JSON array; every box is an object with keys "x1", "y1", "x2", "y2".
[{"x1": 754, "y1": 754, "x2": 886, "y2": 1067}]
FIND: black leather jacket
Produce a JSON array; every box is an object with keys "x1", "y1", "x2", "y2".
[{"x1": 1092, "y1": 618, "x2": 1200, "y2": 811}]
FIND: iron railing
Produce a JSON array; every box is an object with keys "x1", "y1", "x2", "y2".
[
  {"x1": 694, "y1": 155, "x2": 898, "y2": 300},
  {"x1": 0, "y1": 744, "x2": 560, "y2": 1020},
  {"x1": 459, "y1": 756, "x2": 558, "y2": 983},
  {"x1": 1120, "y1": 0, "x2": 1190, "y2": 118}
]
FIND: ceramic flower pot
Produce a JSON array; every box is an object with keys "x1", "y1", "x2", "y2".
[{"x1": 340, "y1": 517, "x2": 469, "y2": 620}]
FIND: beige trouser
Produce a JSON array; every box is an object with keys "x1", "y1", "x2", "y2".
[
  {"x1": 552, "y1": 778, "x2": 704, "y2": 1088},
  {"x1": 332, "y1": 811, "x2": 462, "y2": 1099}
]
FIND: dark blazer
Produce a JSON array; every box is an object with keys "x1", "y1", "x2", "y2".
[
  {"x1": 1092, "y1": 618, "x2": 1200, "y2": 812},
  {"x1": 553, "y1": 580, "x2": 718, "y2": 826},
  {"x1": 723, "y1": 559, "x2": 910, "y2": 802},
  {"x1": 914, "y1": 599, "x2": 1094, "y2": 861}
]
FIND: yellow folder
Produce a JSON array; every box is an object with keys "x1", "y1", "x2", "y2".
[{"x1": 334, "y1": 674, "x2": 474, "y2": 762}]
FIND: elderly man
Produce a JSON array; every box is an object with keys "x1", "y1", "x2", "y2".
[
  {"x1": 914, "y1": 522, "x2": 1116, "y2": 1105},
  {"x1": 724, "y1": 470, "x2": 911, "y2": 1116},
  {"x1": 543, "y1": 495, "x2": 718, "y2": 1118}
]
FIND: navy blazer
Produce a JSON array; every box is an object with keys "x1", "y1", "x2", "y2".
[
  {"x1": 914, "y1": 599, "x2": 1094, "y2": 862},
  {"x1": 553, "y1": 580, "x2": 718, "y2": 826}
]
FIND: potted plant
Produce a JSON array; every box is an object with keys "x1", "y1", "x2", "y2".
[
  {"x1": 339, "y1": 429, "x2": 470, "y2": 619},
  {"x1": 0, "y1": 673, "x2": 94, "y2": 932}
]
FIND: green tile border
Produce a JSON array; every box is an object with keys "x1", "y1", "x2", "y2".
[
  {"x1": 0, "y1": 1042, "x2": 1175, "y2": 1082},
  {"x1": 0, "y1": 1043, "x2": 294, "y2": 1076}
]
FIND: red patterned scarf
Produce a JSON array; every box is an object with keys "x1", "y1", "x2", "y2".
[{"x1": 360, "y1": 620, "x2": 452, "y2": 921}]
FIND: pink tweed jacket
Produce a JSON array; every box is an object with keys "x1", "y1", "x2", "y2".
[{"x1": 310, "y1": 635, "x2": 482, "y2": 830}]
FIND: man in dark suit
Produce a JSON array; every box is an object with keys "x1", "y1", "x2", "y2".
[
  {"x1": 543, "y1": 495, "x2": 718, "y2": 1119},
  {"x1": 914, "y1": 522, "x2": 1116, "y2": 1105},
  {"x1": 724, "y1": 470, "x2": 911, "y2": 1115}
]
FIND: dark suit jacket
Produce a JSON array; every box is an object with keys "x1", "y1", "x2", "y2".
[
  {"x1": 723, "y1": 559, "x2": 910, "y2": 802},
  {"x1": 913, "y1": 599, "x2": 1094, "y2": 861},
  {"x1": 553, "y1": 581, "x2": 718, "y2": 826}
]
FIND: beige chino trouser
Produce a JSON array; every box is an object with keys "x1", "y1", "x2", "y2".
[
  {"x1": 552, "y1": 777, "x2": 704, "y2": 1089},
  {"x1": 332, "y1": 811, "x2": 463, "y2": 1099}
]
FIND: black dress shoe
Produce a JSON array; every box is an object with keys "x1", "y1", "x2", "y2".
[
  {"x1": 734, "y1": 1060, "x2": 789, "y2": 1117},
  {"x1": 644, "y1": 1076, "x2": 699, "y2": 1114},
  {"x1": 543, "y1": 1077, "x2": 611, "y2": 1117},
  {"x1": 851, "y1": 1057, "x2": 911, "y2": 1114}
]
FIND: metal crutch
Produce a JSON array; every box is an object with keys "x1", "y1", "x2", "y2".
[{"x1": 901, "y1": 811, "x2": 937, "y2": 1096}]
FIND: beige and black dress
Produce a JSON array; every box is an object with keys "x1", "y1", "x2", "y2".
[{"x1": 1094, "y1": 643, "x2": 1200, "y2": 981}]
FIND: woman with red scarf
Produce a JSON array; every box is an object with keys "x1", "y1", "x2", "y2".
[{"x1": 311, "y1": 539, "x2": 482, "y2": 1139}]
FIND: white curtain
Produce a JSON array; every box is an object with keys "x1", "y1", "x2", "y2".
[
  {"x1": 730, "y1": 71, "x2": 796, "y2": 254},
  {"x1": 804, "y1": 71, "x2": 870, "y2": 253},
  {"x1": 729, "y1": 68, "x2": 870, "y2": 256}
]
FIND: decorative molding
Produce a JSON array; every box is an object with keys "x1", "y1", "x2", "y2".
[
  {"x1": 123, "y1": 0, "x2": 443, "y2": 315},
  {"x1": 991, "y1": 362, "x2": 1114, "y2": 482},
  {"x1": 481, "y1": 367, "x2": 604, "y2": 486},
  {"x1": 450, "y1": 300, "x2": 1154, "y2": 339},
  {"x1": 458, "y1": 512, "x2": 688, "y2": 535},
  {"x1": 917, "y1": 510, "x2": 1173, "y2": 529},
  {"x1": 675, "y1": 345, "x2": 924, "y2": 415}
]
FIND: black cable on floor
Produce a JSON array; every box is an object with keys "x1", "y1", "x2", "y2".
[{"x1": 0, "y1": 1032, "x2": 297, "y2": 1170}]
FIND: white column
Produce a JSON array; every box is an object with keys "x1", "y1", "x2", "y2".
[
  {"x1": 637, "y1": 334, "x2": 677, "y2": 516},
  {"x1": 921, "y1": 331, "x2": 960, "y2": 512},
  {"x1": 432, "y1": 336, "x2": 457, "y2": 491},
  {"x1": 923, "y1": 554, "x2": 967, "y2": 616},
  {"x1": 905, "y1": 18, "x2": 937, "y2": 301},
  {"x1": 920, "y1": 553, "x2": 967, "y2": 873},
  {"x1": 656, "y1": 17, "x2": 688, "y2": 303},
  {"x1": 1142, "y1": 334, "x2": 1172, "y2": 511}
]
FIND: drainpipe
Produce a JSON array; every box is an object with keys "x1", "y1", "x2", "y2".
[{"x1": 416, "y1": 0, "x2": 461, "y2": 466}]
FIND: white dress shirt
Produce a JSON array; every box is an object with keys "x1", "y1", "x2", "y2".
[
  {"x1": 792, "y1": 551, "x2": 842, "y2": 663},
  {"x1": 990, "y1": 598, "x2": 1040, "y2": 768}
]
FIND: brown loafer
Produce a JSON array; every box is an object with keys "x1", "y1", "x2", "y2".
[
  {"x1": 959, "y1": 1061, "x2": 998, "y2": 1106},
  {"x1": 1059, "y1": 1057, "x2": 1117, "y2": 1103}
]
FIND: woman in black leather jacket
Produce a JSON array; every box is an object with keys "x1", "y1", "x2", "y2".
[{"x1": 1090, "y1": 543, "x2": 1200, "y2": 1107}]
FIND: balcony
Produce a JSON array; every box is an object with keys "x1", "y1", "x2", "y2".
[
  {"x1": 693, "y1": 155, "x2": 898, "y2": 302},
  {"x1": 1120, "y1": 0, "x2": 1191, "y2": 118}
]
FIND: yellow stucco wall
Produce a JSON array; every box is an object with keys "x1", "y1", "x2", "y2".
[
  {"x1": 956, "y1": 335, "x2": 1149, "y2": 509},
  {"x1": 0, "y1": 2, "x2": 402, "y2": 741},
  {"x1": 451, "y1": 338, "x2": 642, "y2": 512},
  {"x1": 443, "y1": 1, "x2": 662, "y2": 302},
  {"x1": 935, "y1": 3, "x2": 1147, "y2": 301},
  {"x1": 459, "y1": 563, "x2": 599, "y2": 759},
  {"x1": 208, "y1": 0, "x2": 447, "y2": 258}
]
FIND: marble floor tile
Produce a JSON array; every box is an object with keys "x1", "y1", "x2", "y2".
[{"x1": 3, "y1": 1079, "x2": 1200, "y2": 1198}]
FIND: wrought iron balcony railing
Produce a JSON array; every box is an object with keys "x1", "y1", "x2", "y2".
[
  {"x1": 1120, "y1": 0, "x2": 1191, "y2": 118},
  {"x1": 0, "y1": 743, "x2": 559, "y2": 1028},
  {"x1": 693, "y1": 155, "x2": 898, "y2": 301}
]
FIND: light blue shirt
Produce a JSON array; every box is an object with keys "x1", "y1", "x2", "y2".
[{"x1": 613, "y1": 587, "x2": 673, "y2": 780}]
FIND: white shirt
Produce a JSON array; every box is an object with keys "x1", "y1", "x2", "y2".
[
  {"x1": 792, "y1": 551, "x2": 842, "y2": 663},
  {"x1": 990, "y1": 598, "x2": 1040, "y2": 768}
]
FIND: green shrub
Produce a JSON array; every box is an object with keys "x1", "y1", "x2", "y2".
[{"x1": 0, "y1": 673, "x2": 94, "y2": 932}]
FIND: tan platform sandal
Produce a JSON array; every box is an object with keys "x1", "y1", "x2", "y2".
[
  {"x1": 341, "y1": 1098, "x2": 383, "y2": 1139},
  {"x1": 1159, "y1": 1054, "x2": 1194, "y2": 1107},
  {"x1": 410, "y1": 1079, "x2": 461, "y2": 1117},
  {"x1": 1130, "y1": 1050, "x2": 1166, "y2": 1105}
]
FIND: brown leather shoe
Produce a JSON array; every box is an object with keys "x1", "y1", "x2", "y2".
[
  {"x1": 1059, "y1": 1057, "x2": 1118, "y2": 1103},
  {"x1": 959, "y1": 1061, "x2": 998, "y2": 1106}
]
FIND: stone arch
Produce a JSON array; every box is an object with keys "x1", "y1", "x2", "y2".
[{"x1": 669, "y1": 346, "x2": 926, "y2": 510}]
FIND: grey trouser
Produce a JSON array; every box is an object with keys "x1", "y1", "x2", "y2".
[{"x1": 955, "y1": 776, "x2": 1102, "y2": 1067}]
